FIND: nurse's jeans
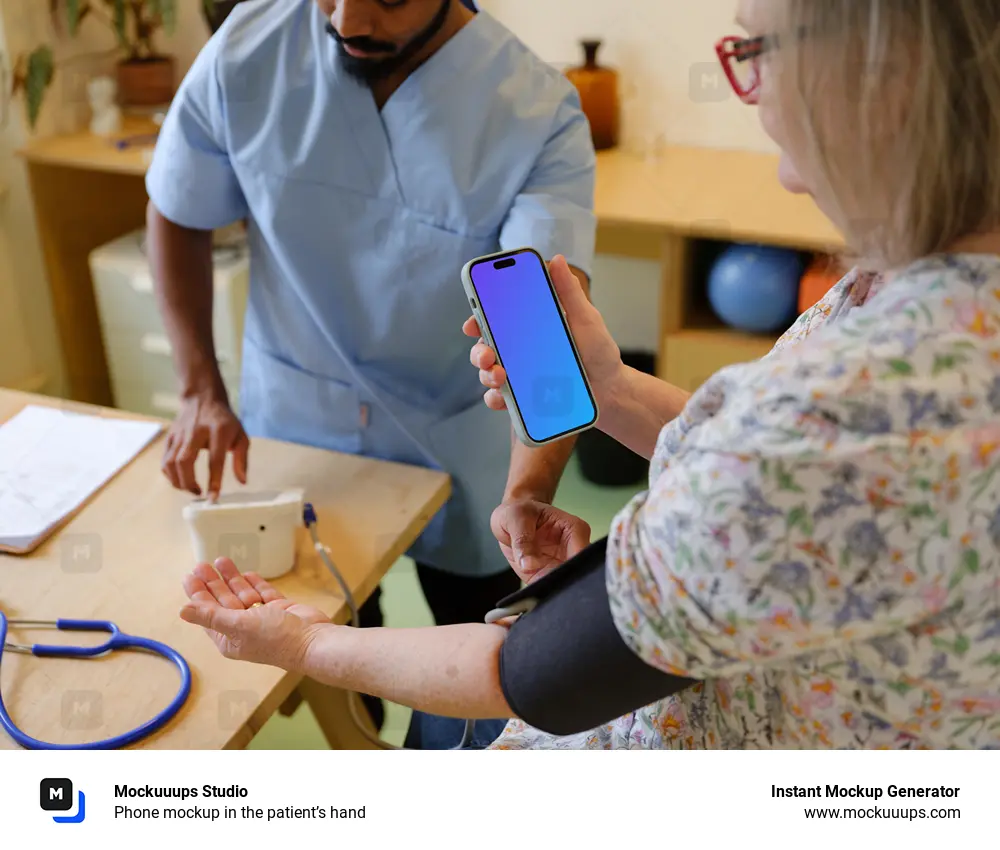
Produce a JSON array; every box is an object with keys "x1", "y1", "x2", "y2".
[
  {"x1": 357, "y1": 562, "x2": 521, "y2": 733},
  {"x1": 403, "y1": 713, "x2": 509, "y2": 750}
]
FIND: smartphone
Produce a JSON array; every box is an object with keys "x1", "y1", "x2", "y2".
[{"x1": 461, "y1": 247, "x2": 599, "y2": 447}]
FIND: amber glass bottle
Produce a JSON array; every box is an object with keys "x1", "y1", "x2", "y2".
[{"x1": 564, "y1": 39, "x2": 620, "y2": 151}]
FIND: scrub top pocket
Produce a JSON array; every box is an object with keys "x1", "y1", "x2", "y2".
[{"x1": 239, "y1": 336, "x2": 364, "y2": 455}]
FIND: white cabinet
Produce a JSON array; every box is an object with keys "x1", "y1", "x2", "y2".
[{"x1": 89, "y1": 230, "x2": 249, "y2": 418}]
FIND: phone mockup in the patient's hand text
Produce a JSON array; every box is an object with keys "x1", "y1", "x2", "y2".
[{"x1": 461, "y1": 248, "x2": 599, "y2": 447}]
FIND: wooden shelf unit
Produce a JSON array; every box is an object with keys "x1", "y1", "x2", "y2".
[{"x1": 18, "y1": 125, "x2": 844, "y2": 405}]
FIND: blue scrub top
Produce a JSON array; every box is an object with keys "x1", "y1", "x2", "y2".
[{"x1": 145, "y1": 0, "x2": 597, "y2": 577}]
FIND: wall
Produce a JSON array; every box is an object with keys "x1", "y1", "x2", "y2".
[
  {"x1": 0, "y1": 0, "x2": 211, "y2": 397},
  {"x1": 482, "y1": 0, "x2": 771, "y2": 354},
  {"x1": 0, "y1": 0, "x2": 64, "y2": 394},
  {"x1": 2, "y1": 1, "x2": 773, "y2": 392},
  {"x1": 166, "y1": 0, "x2": 213, "y2": 77}
]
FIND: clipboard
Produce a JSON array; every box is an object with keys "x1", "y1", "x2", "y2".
[{"x1": 0, "y1": 405, "x2": 163, "y2": 555}]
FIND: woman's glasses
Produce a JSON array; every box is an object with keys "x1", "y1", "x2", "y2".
[{"x1": 715, "y1": 35, "x2": 769, "y2": 105}]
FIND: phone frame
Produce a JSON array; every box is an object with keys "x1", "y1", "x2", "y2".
[{"x1": 461, "y1": 247, "x2": 600, "y2": 448}]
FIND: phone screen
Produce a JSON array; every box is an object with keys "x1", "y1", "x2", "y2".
[{"x1": 469, "y1": 250, "x2": 597, "y2": 443}]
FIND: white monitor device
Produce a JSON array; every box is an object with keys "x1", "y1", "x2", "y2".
[{"x1": 182, "y1": 489, "x2": 304, "y2": 581}]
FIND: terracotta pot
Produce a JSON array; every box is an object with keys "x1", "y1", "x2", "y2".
[{"x1": 116, "y1": 56, "x2": 176, "y2": 107}]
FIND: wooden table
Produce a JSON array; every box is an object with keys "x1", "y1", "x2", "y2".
[
  {"x1": 0, "y1": 388, "x2": 450, "y2": 749},
  {"x1": 18, "y1": 120, "x2": 844, "y2": 404}
]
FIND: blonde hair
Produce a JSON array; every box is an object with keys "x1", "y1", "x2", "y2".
[{"x1": 768, "y1": 0, "x2": 1000, "y2": 271}]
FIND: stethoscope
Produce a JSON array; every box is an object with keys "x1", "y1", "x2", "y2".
[{"x1": 0, "y1": 610, "x2": 191, "y2": 749}]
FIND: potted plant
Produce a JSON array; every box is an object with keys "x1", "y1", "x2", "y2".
[
  {"x1": 9, "y1": 0, "x2": 181, "y2": 130},
  {"x1": 54, "y1": 0, "x2": 180, "y2": 108}
]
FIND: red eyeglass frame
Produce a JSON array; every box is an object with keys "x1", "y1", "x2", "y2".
[{"x1": 714, "y1": 35, "x2": 768, "y2": 105}]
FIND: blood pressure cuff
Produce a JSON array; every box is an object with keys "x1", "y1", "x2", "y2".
[{"x1": 496, "y1": 537, "x2": 699, "y2": 737}]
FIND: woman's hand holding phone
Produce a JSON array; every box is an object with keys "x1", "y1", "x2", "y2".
[{"x1": 463, "y1": 255, "x2": 626, "y2": 415}]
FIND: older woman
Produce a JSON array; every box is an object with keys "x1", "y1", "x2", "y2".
[{"x1": 181, "y1": 0, "x2": 1000, "y2": 749}]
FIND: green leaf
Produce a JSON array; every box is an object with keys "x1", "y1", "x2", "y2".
[
  {"x1": 971, "y1": 465, "x2": 1000, "y2": 504},
  {"x1": 24, "y1": 46, "x2": 56, "y2": 130},
  {"x1": 65, "y1": 0, "x2": 83, "y2": 34},
  {"x1": 933, "y1": 353, "x2": 967, "y2": 375},
  {"x1": 886, "y1": 681, "x2": 912, "y2": 696},
  {"x1": 676, "y1": 541, "x2": 693, "y2": 569},
  {"x1": 112, "y1": 0, "x2": 127, "y2": 47},
  {"x1": 162, "y1": 0, "x2": 177, "y2": 35},
  {"x1": 776, "y1": 463, "x2": 804, "y2": 493},
  {"x1": 146, "y1": 0, "x2": 176, "y2": 34},
  {"x1": 787, "y1": 505, "x2": 807, "y2": 531},
  {"x1": 907, "y1": 503, "x2": 935, "y2": 519},
  {"x1": 963, "y1": 549, "x2": 980, "y2": 574},
  {"x1": 885, "y1": 359, "x2": 914, "y2": 377},
  {"x1": 931, "y1": 637, "x2": 953, "y2": 653},
  {"x1": 978, "y1": 652, "x2": 1000, "y2": 667},
  {"x1": 953, "y1": 635, "x2": 971, "y2": 656},
  {"x1": 950, "y1": 718, "x2": 977, "y2": 737}
]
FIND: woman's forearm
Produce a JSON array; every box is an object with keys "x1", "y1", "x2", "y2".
[
  {"x1": 298, "y1": 622, "x2": 515, "y2": 720},
  {"x1": 598, "y1": 367, "x2": 691, "y2": 460}
]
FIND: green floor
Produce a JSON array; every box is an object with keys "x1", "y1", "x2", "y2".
[{"x1": 247, "y1": 453, "x2": 645, "y2": 749}]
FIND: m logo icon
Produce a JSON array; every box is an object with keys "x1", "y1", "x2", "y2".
[
  {"x1": 40, "y1": 778, "x2": 86, "y2": 823},
  {"x1": 532, "y1": 376, "x2": 573, "y2": 418},
  {"x1": 219, "y1": 533, "x2": 259, "y2": 573}
]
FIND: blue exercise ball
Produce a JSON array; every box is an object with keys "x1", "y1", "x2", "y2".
[{"x1": 707, "y1": 244, "x2": 804, "y2": 334}]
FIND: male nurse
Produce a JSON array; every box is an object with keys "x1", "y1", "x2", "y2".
[{"x1": 145, "y1": 0, "x2": 596, "y2": 735}]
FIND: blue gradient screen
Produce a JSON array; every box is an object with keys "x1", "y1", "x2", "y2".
[{"x1": 470, "y1": 251, "x2": 596, "y2": 443}]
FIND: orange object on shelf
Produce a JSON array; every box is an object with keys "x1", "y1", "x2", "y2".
[
  {"x1": 798, "y1": 255, "x2": 844, "y2": 313},
  {"x1": 564, "y1": 40, "x2": 620, "y2": 151}
]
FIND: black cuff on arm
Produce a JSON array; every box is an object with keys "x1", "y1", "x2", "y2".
[{"x1": 496, "y1": 537, "x2": 698, "y2": 737}]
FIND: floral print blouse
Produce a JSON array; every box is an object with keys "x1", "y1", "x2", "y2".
[{"x1": 490, "y1": 253, "x2": 1000, "y2": 750}]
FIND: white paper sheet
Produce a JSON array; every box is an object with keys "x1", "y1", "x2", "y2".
[{"x1": 0, "y1": 405, "x2": 162, "y2": 551}]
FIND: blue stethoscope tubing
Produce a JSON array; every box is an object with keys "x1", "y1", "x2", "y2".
[{"x1": 0, "y1": 611, "x2": 192, "y2": 749}]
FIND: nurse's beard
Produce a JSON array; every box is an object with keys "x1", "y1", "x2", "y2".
[{"x1": 327, "y1": 0, "x2": 453, "y2": 85}]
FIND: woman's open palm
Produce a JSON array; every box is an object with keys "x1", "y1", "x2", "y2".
[{"x1": 180, "y1": 558, "x2": 330, "y2": 669}]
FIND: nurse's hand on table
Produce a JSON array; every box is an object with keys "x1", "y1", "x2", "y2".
[
  {"x1": 180, "y1": 558, "x2": 329, "y2": 671},
  {"x1": 162, "y1": 390, "x2": 250, "y2": 501},
  {"x1": 463, "y1": 255, "x2": 627, "y2": 414}
]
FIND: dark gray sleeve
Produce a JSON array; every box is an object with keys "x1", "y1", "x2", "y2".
[{"x1": 497, "y1": 538, "x2": 697, "y2": 737}]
